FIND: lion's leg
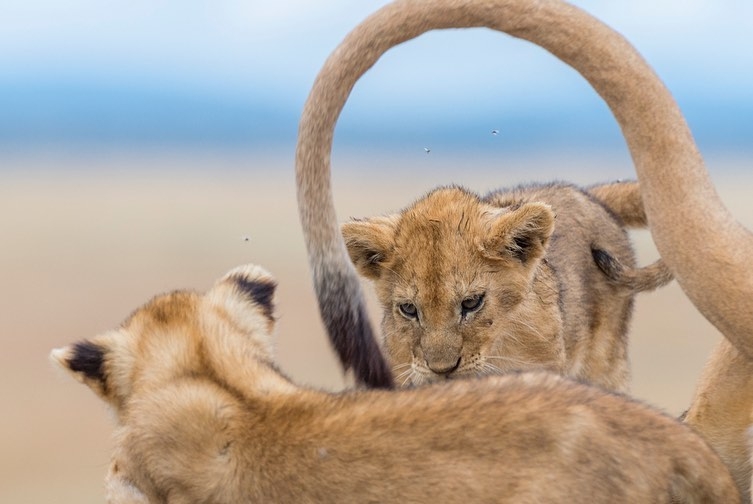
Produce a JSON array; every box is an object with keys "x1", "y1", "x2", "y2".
[{"x1": 684, "y1": 338, "x2": 753, "y2": 500}]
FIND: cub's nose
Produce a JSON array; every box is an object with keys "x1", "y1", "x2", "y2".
[
  {"x1": 425, "y1": 356, "x2": 461, "y2": 375},
  {"x1": 420, "y1": 332, "x2": 462, "y2": 376}
]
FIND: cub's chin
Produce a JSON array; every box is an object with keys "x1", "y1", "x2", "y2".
[{"x1": 401, "y1": 362, "x2": 504, "y2": 388}]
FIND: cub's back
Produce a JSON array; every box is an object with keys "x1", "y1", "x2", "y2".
[
  {"x1": 117, "y1": 372, "x2": 739, "y2": 503},
  {"x1": 485, "y1": 182, "x2": 638, "y2": 389}
]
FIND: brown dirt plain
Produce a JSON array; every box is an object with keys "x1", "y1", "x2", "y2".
[{"x1": 1, "y1": 150, "x2": 750, "y2": 502}]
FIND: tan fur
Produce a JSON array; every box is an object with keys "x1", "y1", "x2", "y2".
[
  {"x1": 683, "y1": 340, "x2": 753, "y2": 496},
  {"x1": 294, "y1": 0, "x2": 753, "y2": 498},
  {"x1": 587, "y1": 180, "x2": 649, "y2": 228},
  {"x1": 52, "y1": 264, "x2": 738, "y2": 503},
  {"x1": 105, "y1": 458, "x2": 148, "y2": 504},
  {"x1": 343, "y1": 182, "x2": 669, "y2": 392}
]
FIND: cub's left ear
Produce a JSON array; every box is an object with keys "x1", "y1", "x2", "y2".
[
  {"x1": 341, "y1": 215, "x2": 398, "y2": 280},
  {"x1": 482, "y1": 202, "x2": 555, "y2": 264},
  {"x1": 50, "y1": 340, "x2": 107, "y2": 392}
]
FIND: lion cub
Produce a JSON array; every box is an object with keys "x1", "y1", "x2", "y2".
[
  {"x1": 51, "y1": 264, "x2": 737, "y2": 503},
  {"x1": 343, "y1": 181, "x2": 671, "y2": 391}
]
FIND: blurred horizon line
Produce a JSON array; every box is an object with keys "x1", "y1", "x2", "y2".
[{"x1": 2, "y1": 79, "x2": 750, "y2": 156}]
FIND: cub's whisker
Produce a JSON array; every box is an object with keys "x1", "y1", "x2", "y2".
[
  {"x1": 394, "y1": 368, "x2": 413, "y2": 384},
  {"x1": 485, "y1": 355, "x2": 532, "y2": 367}
]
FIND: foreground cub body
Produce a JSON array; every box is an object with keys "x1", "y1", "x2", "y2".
[
  {"x1": 343, "y1": 182, "x2": 669, "y2": 391},
  {"x1": 53, "y1": 265, "x2": 737, "y2": 503}
]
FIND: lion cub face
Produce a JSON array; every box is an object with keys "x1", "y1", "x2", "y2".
[
  {"x1": 50, "y1": 264, "x2": 279, "y2": 416},
  {"x1": 343, "y1": 187, "x2": 563, "y2": 386}
]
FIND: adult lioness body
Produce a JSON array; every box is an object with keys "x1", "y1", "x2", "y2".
[
  {"x1": 295, "y1": 0, "x2": 753, "y2": 497},
  {"x1": 52, "y1": 265, "x2": 739, "y2": 503},
  {"x1": 343, "y1": 182, "x2": 669, "y2": 391}
]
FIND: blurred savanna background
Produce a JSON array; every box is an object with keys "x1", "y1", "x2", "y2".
[{"x1": 2, "y1": 0, "x2": 752, "y2": 501}]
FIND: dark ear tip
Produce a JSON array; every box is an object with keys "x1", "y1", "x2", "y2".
[
  {"x1": 221, "y1": 264, "x2": 278, "y2": 319},
  {"x1": 233, "y1": 275, "x2": 277, "y2": 311},
  {"x1": 58, "y1": 341, "x2": 106, "y2": 382}
]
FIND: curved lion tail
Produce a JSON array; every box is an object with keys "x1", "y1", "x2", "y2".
[{"x1": 295, "y1": 0, "x2": 718, "y2": 386}]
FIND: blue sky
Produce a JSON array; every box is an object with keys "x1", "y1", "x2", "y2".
[{"x1": 1, "y1": 0, "x2": 751, "y2": 153}]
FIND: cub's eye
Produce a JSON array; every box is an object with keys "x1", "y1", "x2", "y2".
[
  {"x1": 398, "y1": 302, "x2": 418, "y2": 319},
  {"x1": 460, "y1": 294, "x2": 485, "y2": 316}
]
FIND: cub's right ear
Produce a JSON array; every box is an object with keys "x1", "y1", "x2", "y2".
[
  {"x1": 209, "y1": 264, "x2": 280, "y2": 352},
  {"x1": 341, "y1": 215, "x2": 398, "y2": 280},
  {"x1": 482, "y1": 202, "x2": 555, "y2": 265},
  {"x1": 50, "y1": 340, "x2": 108, "y2": 395}
]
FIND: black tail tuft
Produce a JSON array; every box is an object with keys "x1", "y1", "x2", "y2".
[
  {"x1": 592, "y1": 248, "x2": 621, "y2": 281},
  {"x1": 316, "y1": 269, "x2": 394, "y2": 389},
  {"x1": 592, "y1": 247, "x2": 674, "y2": 293}
]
